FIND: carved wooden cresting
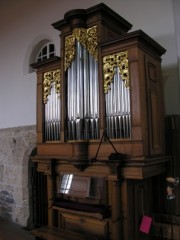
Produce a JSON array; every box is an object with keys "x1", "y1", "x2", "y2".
[{"x1": 31, "y1": 3, "x2": 170, "y2": 240}]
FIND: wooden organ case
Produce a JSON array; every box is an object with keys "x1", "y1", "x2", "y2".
[{"x1": 31, "y1": 3, "x2": 169, "y2": 240}]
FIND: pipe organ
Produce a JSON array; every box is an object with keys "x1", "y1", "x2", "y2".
[{"x1": 31, "y1": 3, "x2": 169, "y2": 240}]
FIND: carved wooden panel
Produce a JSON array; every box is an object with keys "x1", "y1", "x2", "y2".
[
  {"x1": 145, "y1": 57, "x2": 165, "y2": 155},
  {"x1": 61, "y1": 212, "x2": 109, "y2": 239}
]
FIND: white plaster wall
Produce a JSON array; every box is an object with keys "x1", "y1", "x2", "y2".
[{"x1": 0, "y1": 0, "x2": 180, "y2": 129}]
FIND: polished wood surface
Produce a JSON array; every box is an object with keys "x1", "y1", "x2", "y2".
[{"x1": 31, "y1": 3, "x2": 168, "y2": 240}]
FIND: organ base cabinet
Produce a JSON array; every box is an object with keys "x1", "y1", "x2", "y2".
[
  {"x1": 31, "y1": 3, "x2": 169, "y2": 240},
  {"x1": 31, "y1": 157, "x2": 169, "y2": 240}
]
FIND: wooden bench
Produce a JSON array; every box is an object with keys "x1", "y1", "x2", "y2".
[{"x1": 31, "y1": 226, "x2": 98, "y2": 240}]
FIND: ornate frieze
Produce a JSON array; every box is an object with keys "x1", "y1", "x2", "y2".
[
  {"x1": 43, "y1": 69, "x2": 61, "y2": 103},
  {"x1": 64, "y1": 26, "x2": 98, "y2": 71},
  {"x1": 103, "y1": 51, "x2": 129, "y2": 94}
]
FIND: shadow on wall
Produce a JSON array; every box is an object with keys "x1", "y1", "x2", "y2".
[
  {"x1": 162, "y1": 64, "x2": 180, "y2": 115},
  {"x1": 27, "y1": 147, "x2": 37, "y2": 229},
  {"x1": 24, "y1": 36, "x2": 56, "y2": 75}
]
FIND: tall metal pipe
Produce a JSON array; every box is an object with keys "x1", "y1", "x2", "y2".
[
  {"x1": 44, "y1": 81, "x2": 61, "y2": 141},
  {"x1": 105, "y1": 66, "x2": 131, "y2": 139},
  {"x1": 67, "y1": 40, "x2": 99, "y2": 140}
]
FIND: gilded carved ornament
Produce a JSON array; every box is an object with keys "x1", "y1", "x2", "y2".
[
  {"x1": 103, "y1": 51, "x2": 129, "y2": 94},
  {"x1": 43, "y1": 69, "x2": 61, "y2": 103},
  {"x1": 64, "y1": 26, "x2": 98, "y2": 71}
]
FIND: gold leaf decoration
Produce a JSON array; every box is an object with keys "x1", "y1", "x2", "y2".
[
  {"x1": 64, "y1": 35, "x2": 76, "y2": 71},
  {"x1": 103, "y1": 51, "x2": 129, "y2": 94},
  {"x1": 43, "y1": 69, "x2": 61, "y2": 103},
  {"x1": 86, "y1": 26, "x2": 98, "y2": 60},
  {"x1": 64, "y1": 26, "x2": 98, "y2": 71},
  {"x1": 53, "y1": 69, "x2": 61, "y2": 97}
]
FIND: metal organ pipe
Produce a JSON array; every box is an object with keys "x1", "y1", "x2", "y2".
[
  {"x1": 105, "y1": 67, "x2": 131, "y2": 139},
  {"x1": 43, "y1": 28, "x2": 130, "y2": 142},
  {"x1": 44, "y1": 81, "x2": 61, "y2": 141},
  {"x1": 67, "y1": 40, "x2": 99, "y2": 140},
  {"x1": 93, "y1": 57, "x2": 99, "y2": 139},
  {"x1": 83, "y1": 47, "x2": 90, "y2": 140}
]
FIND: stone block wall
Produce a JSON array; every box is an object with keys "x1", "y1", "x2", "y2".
[{"x1": 0, "y1": 125, "x2": 36, "y2": 226}]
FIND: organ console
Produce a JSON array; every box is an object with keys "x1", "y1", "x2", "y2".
[{"x1": 31, "y1": 3, "x2": 170, "y2": 240}]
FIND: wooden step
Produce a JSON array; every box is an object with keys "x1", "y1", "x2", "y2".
[{"x1": 31, "y1": 226, "x2": 98, "y2": 240}]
